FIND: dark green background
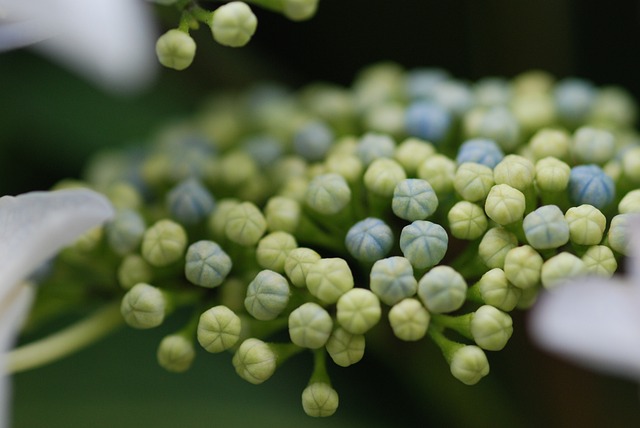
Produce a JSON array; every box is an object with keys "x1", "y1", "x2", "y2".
[{"x1": 3, "y1": 1, "x2": 640, "y2": 426}]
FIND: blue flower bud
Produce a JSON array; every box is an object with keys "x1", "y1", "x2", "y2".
[
  {"x1": 344, "y1": 217, "x2": 394, "y2": 262},
  {"x1": 405, "y1": 101, "x2": 452, "y2": 144},
  {"x1": 399, "y1": 220, "x2": 448, "y2": 269},
  {"x1": 293, "y1": 120, "x2": 334, "y2": 162},
  {"x1": 455, "y1": 138, "x2": 504, "y2": 169},
  {"x1": 523, "y1": 205, "x2": 570, "y2": 250},
  {"x1": 166, "y1": 178, "x2": 215, "y2": 224},
  {"x1": 369, "y1": 256, "x2": 417, "y2": 305},
  {"x1": 568, "y1": 164, "x2": 615, "y2": 209},
  {"x1": 245, "y1": 270, "x2": 291, "y2": 321},
  {"x1": 355, "y1": 132, "x2": 396, "y2": 166},
  {"x1": 185, "y1": 240, "x2": 232, "y2": 288},
  {"x1": 106, "y1": 209, "x2": 146, "y2": 255},
  {"x1": 553, "y1": 78, "x2": 596, "y2": 125},
  {"x1": 392, "y1": 179, "x2": 438, "y2": 221}
]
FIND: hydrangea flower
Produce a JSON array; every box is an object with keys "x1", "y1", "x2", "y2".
[{"x1": 0, "y1": 189, "x2": 114, "y2": 428}]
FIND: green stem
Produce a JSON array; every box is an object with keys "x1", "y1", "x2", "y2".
[
  {"x1": 7, "y1": 301, "x2": 123, "y2": 373},
  {"x1": 431, "y1": 313, "x2": 473, "y2": 340},
  {"x1": 309, "y1": 348, "x2": 331, "y2": 385}
]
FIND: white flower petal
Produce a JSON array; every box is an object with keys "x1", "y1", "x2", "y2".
[
  {"x1": 627, "y1": 214, "x2": 640, "y2": 284},
  {"x1": 1, "y1": 0, "x2": 158, "y2": 93},
  {"x1": 529, "y1": 276, "x2": 640, "y2": 379}
]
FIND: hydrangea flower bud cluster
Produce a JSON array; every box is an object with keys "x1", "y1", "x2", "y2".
[
  {"x1": 34, "y1": 62, "x2": 640, "y2": 416},
  {"x1": 151, "y1": 0, "x2": 319, "y2": 70}
]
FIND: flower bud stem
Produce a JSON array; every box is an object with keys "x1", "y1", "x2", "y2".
[
  {"x1": 309, "y1": 348, "x2": 331, "y2": 385},
  {"x1": 428, "y1": 325, "x2": 463, "y2": 364},
  {"x1": 6, "y1": 301, "x2": 123, "y2": 373},
  {"x1": 270, "y1": 342, "x2": 304, "y2": 367},
  {"x1": 431, "y1": 313, "x2": 473, "y2": 339}
]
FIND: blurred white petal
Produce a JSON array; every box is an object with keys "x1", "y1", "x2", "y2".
[
  {"x1": 0, "y1": 0, "x2": 158, "y2": 93},
  {"x1": 530, "y1": 276, "x2": 640, "y2": 379},
  {"x1": 0, "y1": 188, "x2": 114, "y2": 428}
]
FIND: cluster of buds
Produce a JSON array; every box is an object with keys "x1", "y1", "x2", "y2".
[
  {"x1": 33, "y1": 62, "x2": 640, "y2": 416},
  {"x1": 151, "y1": 0, "x2": 319, "y2": 70}
]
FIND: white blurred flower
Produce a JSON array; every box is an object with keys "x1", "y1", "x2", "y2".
[
  {"x1": 530, "y1": 215, "x2": 640, "y2": 380},
  {"x1": 0, "y1": 0, "x2": 157, "y2": 93},
  {"x1": 0, "y1": 189, "x2": 114, "y2": 428}
]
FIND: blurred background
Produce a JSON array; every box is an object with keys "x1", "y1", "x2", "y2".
[{"x1": 4, "y1": 0, "x2": 640, "y2": 426}]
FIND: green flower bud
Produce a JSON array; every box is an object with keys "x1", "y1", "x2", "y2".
[
  {"x1": 447, "y1": 201, "x2": 488, "y2": 240},
  {"x1": 528, "y1": 128, "x2": 570, "y2": 161},
  {"x1": 388, "y1": 298, "x2": 430, "y2": 341},
  {"x1": 336, "y1": 288, "x2": 381, "y2": 335},
  {"x1": 281, "y1": 0, "x2": 319, "y2": 21},
  {"x1": 284, "y1": 247, "x2": 321, "y2": 288},
  {"x1": 211, "y1": 1, "x2": 258, "y2": 47},
  {"x1": 356, "y1": 132, "x2": 395, "y2": 166},
  {"x1": 534, "y1": 157, "x2": 571, "y2": 192},
  {"x1": 449, "y1": 345, "x2": 490, "y2": 385},
  {"x1": 399, "y1": 220, "x2": 448, "y2": 269},
  {"x1": 363, "y1": 158, "x2": 407, "y2": 197},
  {"x1": 305, "y1": 173, "x2": 351, "y2": 215},
  {"x1": 622, "y1": 147, "x2": 640, "y2": 183},
  {"x1": 256, "y1": 231, "x2": 298, "y2": 272},
  {"x1": 541, "y1": 252, "x2": 587, "y2": 289},
  {"x1": 453, "y1": 163, "x2": 494, "y2": 202},
  {"x1": 478, "y1": 226, "x2": 519, "y2": 269},
  {"x1": 475, "y1": 268, "x2": 521, "y2": 312},
  {"x1": 369, "y1": 256, "x2": 417, "y2": 305},
  {"x1": 245, "y1": 270, "x2": 290, "y2": 321},
  {"x1": 208, "y1": 198, "x2": 241, "y2": 238},
  {"x1": 325, "y1": 327, "x2": 365, "y2": 367},
  {"x1": 565, "y1": 204, "x2": 606, "y2": 246},
  {"x1": 608, "y1": 213, "x2": 634, "y2": 255},
  {"x1": 302, "y1": 382, "x2": 339, "y2": 417},
  {"x1": 493, "y1": 155, "x2": 535, "y2": 191},
  {"x1": 121, "y1": 283, "x2": 167, "y2": 329},
  {"x1": 156, "y1": 29, "x2": 196, "y2": 70},
  {"x1": 288, "y1": 302, "x2": 333, "y2": 349},
  {"x1": 117, "y1": 254, "x2": 152, "y2": 290},
  {"x1": 523, "y1": 205, "x2": 570, "y2": 250},
  {"x1": 106, "y1": 209, "x2": 145, "y2": 255},
  {"x1": 217, "y1": 150, "x2": 258, "y2": 188},
  {"x1": 106, "y1": 182, "x2": 142, "y2": 211},
  {"x1": 72, "y1": 226, "x2": 103, "y2": 252},
  {"x1": 470, "y1": 305, "x2": 513, "y2": 351},
  {"x1": 157, "y1": 334, "x2": 196, "y2": 373},
  {"x1": 516, "y1": 285, "x2": 540, "y2": 310},
  {"x1": 392, "y1": 179, "x2": 439, "y2": 221},
  {"x1": 264, "y1": 196, "x2": 301, "y2": 233},
  {"x1": 418, "y1": 266, "x2": 467, "y2": 314},
  {"x1": 141, "y1": 219, "x2": 187, "y2": 267},
  {"x1": 618, "y1": 189, "x2": 640, "y2": 214},
  {"x1": 503, "y1": 245, "x2": 543, "y2": 290},
  {"x1": 185, "y1": 240, "x2": 232, "y2": 288},
  {"x1": 225, "y1": 201, "x2": 267, "y2": 247},
  {"x1": 417, "y1": 154, "x2": 456, "y2": 194},
  {"x1": 484, "y1": 184, "x2": 526, "y2": 225},
  {"x1": 306, "y1": 258, "x2": 354, "y2": 304},
  {"x1": 232, "y1": 338, "x2": 277, "y2": 384},
  {"x1": 572, "y1": 127, "x2": 615, "y2": 165},
  {"x1": 197, "y1": 305, "x2": 242, "y2": 353},
  {"x1": 394, "y1": 138, "x2": 436, "y2": 175},
  {"x1": 581, "y1": 245, "x2": 617, "y2": 277},
  {"x1": 325, "y1": 154, "x2": 363, "y2": 184}
]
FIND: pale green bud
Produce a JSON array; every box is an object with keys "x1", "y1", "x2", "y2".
[
  {"x1": 453, "y1": 162, "x2": 494, "y2": 202},
  {"x1": 245, "y1": 270, "x2": 290, "y2": 321},
  {"x1": 572, "y1": 127, "x2": 615, "y2": 164},
  {"x1": 121, "y1": 283, "x2": 166, "y2": 329},
  {"x1": 117, "y1": 254, "x2": 152, "y2": 290},
  {"x1": 399, "y1": 220, "x2": 448, "y2": 269},
  {"x1": 325, "y1": 327, "x2": 365, "y2": 367},
  {"x1": 157, "y1": 334, "x2": 196, "y2": 373},
  {"x1": 218, "y1": 151, "x2": 258, "y2": 187},
  {"x1": 302, "y1": 382, "x2": 339, "y2": 417},
  {"x1": 447, "y1": 201, "x2": 488, "y2": 240},
  {"x1": 475, "y1": 268, "x2": 521, "y2": 312},
  {"x1": 264, "y1": 196, "x2": 301, "y2": 233},
  {"x1": 581, "y1": 245, "x2": 617, "y2": 277},
  {"x1": 622, "y1": 147, "x2": 640, "y2": 183},
  {"x1": 72, "y1": 226, "x2": 103, "y2": 252},
  {"x1": 534, "y1": 157, "x2": 571, "y2": 192},
  {"x1": 288, "y1": 302, "x2": 333, "y2": 349},
  {"x1": 325, "y1": 154, "x2": 364, "y2": 184},
  {"x1": 417, "y1": 154, "x2": 456, "y2": 194},
  {"x1": 232, "y1": 338, "x2": 277, "y2": 384},
  {"x1": 541, "y1": 252, "x2": 587, "y2": 289},
  {"x1": 388, "y1": 298, "x2": 430, "y2": 341},
  {"x1": 197, "y1": 305, "x2": 242, "y2": 353},
  {"x1": 449, "y1": 345, "x2": 490, "y2": 385},
  {"x1": 363, "y1": 158, "x2": 407, "y2": 197},
  {"x1": 618, "y1": 189, "x2": 640, "y2": 214},
  {"x1": 608, "y1": 213, "x2": 634, "y2": 255},
  {"x1": 208, "y1": 198, "x2": 241, "y2": 238},
  {"x1": 470, "y1": 305, "x2": 513, "y2": 351},
  {"x1": 565, "y1": 204, "x2": 606, "y2": 246},
  {"x1": 478, "y1": 227, "x2": 518, "y2": 269},
  {"x1": 394, "y1": 138, "x2": 436, "y2": 175},
  {"x1": 305, "y1": 173, "x2": 351, "y2": 215},
  {"x1": 106, "y1": 182, "x2": 142, "y2": 211},
  {"x1": 141, "y1": 219, "x2": 187, "y2": 267},
  {"x1": 306, "y1": 258, "x2": 354, "y2": 303},
  {"x1": 282, "y1": 0, "x2": 319, "y2": 21},
  {"x1": 225, "y1": 201, "x2": 267, "y2": 246},
  {"x1": 493, "y1": 154, "x2": 535, "y2": 192},
  {"x1": 418, "y1": 266, "x2": 467, "y2": 314},
  {"x1": 528, "y1": 128, "x2": 570, "y2": 161},
  {"x1": 503, "y1": 245, "x2": 543, "y2": 290},
  {"x1": 185, "y1": 240, "x2": 232, "y2": 288},
  {"x1": 106, "y1": 209, "x2": 145, "y2": 255},
  {"x1": 392, "y1": 179, "x2": 439, "y2": 221},
  {"x1": 284, "y1": 247, "x2": 321, "y2": 288},
  {"x1": 156, "y1": 29, "x2": 196, "y2": 70},
  {"x1": 256, "y1": 231, "x2": 298, "y2": 272},
  {"x1": 336, "y1": 288, "x2": 381, "y2": 335},
  {"x1": 369, "y1": 256, "x2": 417, "y2": 305},
  {"x1": 484, "y1": 184, "x2": 526, "y2": 225},
  {"x1": 211, "y1": 2, "x2": 258, "y2": 47}
]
